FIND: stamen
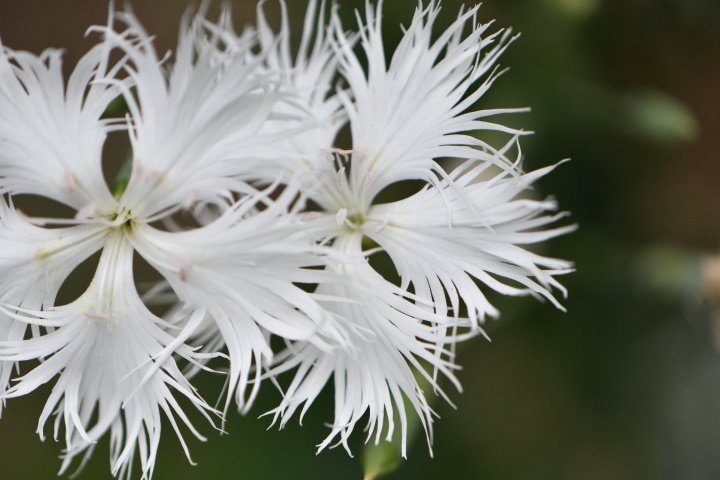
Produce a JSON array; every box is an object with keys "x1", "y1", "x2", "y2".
[
  {"x1": 337, "y1": 167, "x2": 346, "y2": 189},
  {"x1": 332, "y1": 148, "x2": 354, "y2": 162},
  {"x1": 321, "y1": 149, "x2": 335, "y2": 162},
  {"x1": 375, "y1": 212, "x2": 390, "y2": 234},
  {"x1": 183, "y1": 190, "x2": 197, "y2": 210},
  {"x1": 365, "y1": 170, "x2": 372, "y2": 186},
  {"x1": 64, "y1": 170, "x2": 76, "y2": 193},
  {"x1": 336, "y1": 208, "x2": 348, "y2": 226},
  {"x1": 84, "y1": 311, "x2": 110, "y2": 321},
  {"x1": 322, "y1": 148, "x2": 354, "y2": 162},
  {"x1": 108, "y1": 207, "x2": 132, "y2": 226},
  {"x1": 75, "y1": 203, "x2": 97, "y2": 221},
  {"x1": 172, "y1": 256, "x2": 193, "y2": 282},
  {"x1": 301, "y1": 212, "x2": 323, "y2": 222},
  {"x1": 134, "y1": 161, "x2": 164, "y2": 183}
]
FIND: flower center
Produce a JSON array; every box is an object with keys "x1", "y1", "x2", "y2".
[
  {"x1": 345, "y1": 212, "x2": 366, "y2": 230},
  {"x1": 108, "y1": 206, "x2": 134, "y2": 227}
]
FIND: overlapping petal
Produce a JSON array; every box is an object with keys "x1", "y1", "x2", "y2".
[
  {"x1": 268, "y1": 233, "x2": 464, "y2": 456},
  {"x1": 129, "y1": 186, "x2": 350, "y2": 414},
  {"x1": 234, "y1": 0, "x2": 348, "y2": 186}
]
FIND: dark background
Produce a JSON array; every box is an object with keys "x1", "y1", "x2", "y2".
[{"x1": 1, "y1": 0, "x2": 719, "y2": 479}]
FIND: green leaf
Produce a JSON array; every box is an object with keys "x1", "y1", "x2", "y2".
[
  {"x1": 101, "y1": 95, "x2": 128, "y2": 119},
  {"x1": 360, "y1": 368, "x2": 434, "y2": 479},
  {"x1": 626, "y1": 89, "x2": 699, "y2": 145},
  {"x1": 111, "y1": 152, "x2": 133, "y2": 199},
  {"x1": 362, "y1": 441, "x2": 404, "y2": 480}
]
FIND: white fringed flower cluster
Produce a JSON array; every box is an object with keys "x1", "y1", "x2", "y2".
[{"x1": 0, "y1": 1, "x2": 573, "y2": 478}]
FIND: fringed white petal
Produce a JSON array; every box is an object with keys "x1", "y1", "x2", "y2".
[
  {"x1": 0, "y1": 232, "x2": 215, "y2": 480},
  {"x1": 367, "y1": 160, "x2": 576, "y2": 326},
  {"x1": 103, "y1": 7, "x2": 286, "y2": 220},
  {"x1": 0, "y1": 30, "x2": 122, "y2": 212},
  {"x1": 330, "y1": 1, "x2": 523, "y2": 209},
  {"x1": 0, "y1": 198, "x2": 107, "y2": 416}
]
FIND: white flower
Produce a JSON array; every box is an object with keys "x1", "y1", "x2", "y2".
[
  {"x1": 0, "y1": 1, "x2": 574, "y2": 478},
  {"x1": 0, "y1": 4, "x2": 347, "y2": 478},
  {"x1": 0, "y1": 13, "x2": 124, "y2": 419},
  {"x1": 264, "y1": 0, "x2": 574, "y2": 457},
  {"x1": 0, "y1": 11, "x2": 222, "y2": 479}
]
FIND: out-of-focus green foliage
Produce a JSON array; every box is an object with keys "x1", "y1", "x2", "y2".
[
  {"x1": 362, "y1": 441, "x2": 403, "y2": 480},
  {"x1": 625, "y1": 89, "x2": 699, "y2": 145}
]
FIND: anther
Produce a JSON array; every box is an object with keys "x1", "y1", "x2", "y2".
[
  {"x1": 375, "y1": 212, "x2": 390, "y2": 234},
  {"x1": 172, "y1": 256, "x2": 193, "y2": 282},
  {"x1": 64, "y1": 170, "x2": 76, "y2": 193},
  {"x1": 75, "y1": 203, "x2": 97, "y2": 221},
  {"x1": 336, "y1": 208, "x2": 348, "y2": 226},
  {"x1": 337, "y1": 167, "x2": 346, "y2": 189},
  {"x1": 183, "y1": 190, "x2": 197, "y2": 210},
  {"x1": 301, "y1": 212, "x2": 323, "y2": 222},
  {"x1": 84, "y1": 311, "x2": 110, "y2": 321}
]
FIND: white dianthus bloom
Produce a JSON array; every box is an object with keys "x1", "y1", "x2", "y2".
[
  {"x1": 0, "y1": 0, "x2": 574, "y2": 477},
  {"x1": 0, "y1": 12, "x2": 124, "y2": 419},
  {"x1": 0, "y1": 4, "x2": 348, "y2": 478},
  {"x1": 265, "y1": 0, "x2": 574, "y2": 457}
]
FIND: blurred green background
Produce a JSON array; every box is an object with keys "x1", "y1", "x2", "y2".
[{"x1": 1, "y1": 0, "x2": 719, "y2": 479}]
